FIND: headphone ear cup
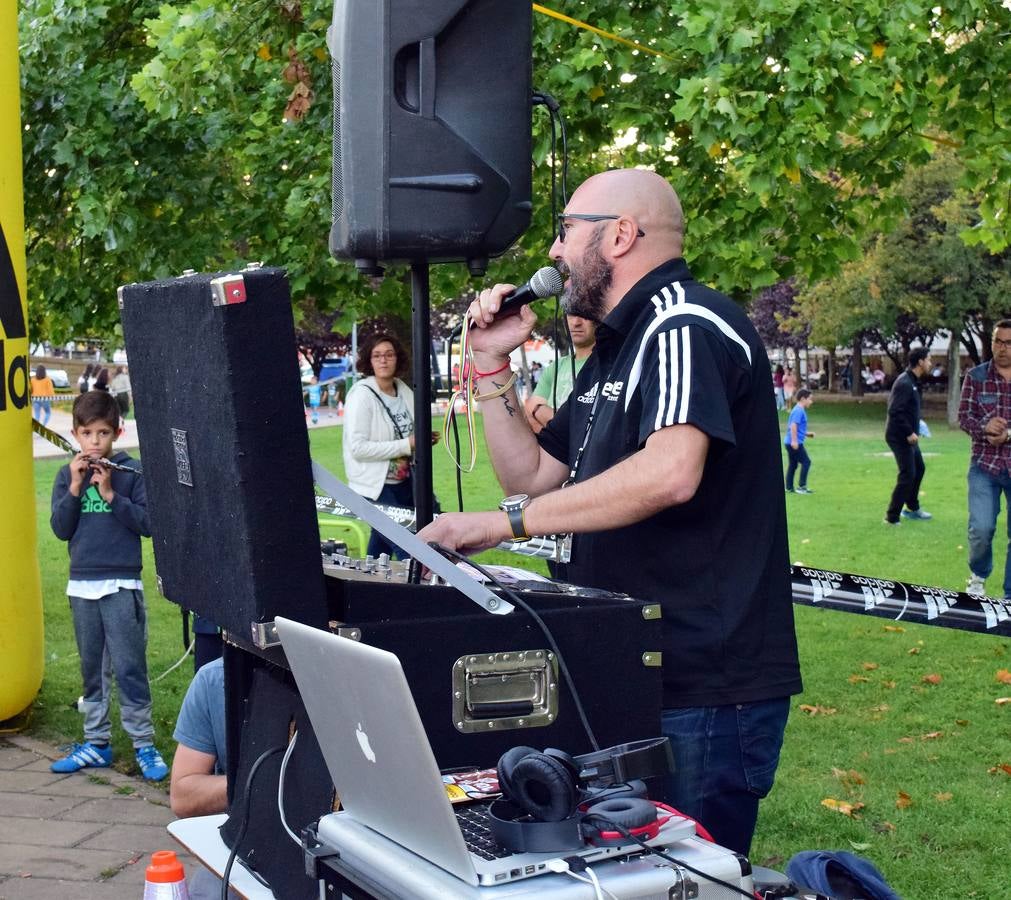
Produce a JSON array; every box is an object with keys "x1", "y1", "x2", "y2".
[
  {"x1": 582, "y1": 797, "x2": 657, "y2": 841},
  {"x1": 542, "y1": 747, "x2": 579, "y2": 779},
  {"x1": 496, "y1": 746, "x2": 539, "y2": 802},
  {"x1": 509, "y1": 752, "x2": 580, "y2": 822}
]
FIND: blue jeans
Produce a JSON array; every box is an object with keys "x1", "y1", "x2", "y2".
[
  {"x1": 660, "y1": 697, "x2": 791, "y2": 856},
  {"x1": 785, "y1": 444, "x2": 810, "y2": 490},
  {"x1": 366, "y1": 478, "x2": 414, "y2": 559},
  {"x1": 70, "y1": 588, "x2": 155, "y2": 748},
  {"x1": 967, "y1": 463, "x2": 1011, "y2": 597},
  {"x1": 32, "y1": 398, "x2": 51, "y2": 425}
]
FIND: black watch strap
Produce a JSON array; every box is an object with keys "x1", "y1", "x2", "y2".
[{"x1": 506, "y1": 506, "x2": 530, "y2": 542}]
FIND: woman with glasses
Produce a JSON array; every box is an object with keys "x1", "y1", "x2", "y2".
[{"x1": 342, "y1": 332, "x2": 438, "y2": 558}]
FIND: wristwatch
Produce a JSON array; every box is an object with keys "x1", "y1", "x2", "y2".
[{"x1": 499, "y1": 494, "x2": 531, "y2": 542}]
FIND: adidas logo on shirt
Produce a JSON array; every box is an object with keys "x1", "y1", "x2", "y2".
[{"x1": 80, "y1": 485, "x2": 111, "y2": 514}]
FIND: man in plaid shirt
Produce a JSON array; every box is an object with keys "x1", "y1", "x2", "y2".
[{"x1": 958, "y1": 319, "x2": 1011, "y2": 598}]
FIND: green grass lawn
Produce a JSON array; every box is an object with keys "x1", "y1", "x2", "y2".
[{"x1": 24, "y1": 402, "x2": 1010, "y2": 898}]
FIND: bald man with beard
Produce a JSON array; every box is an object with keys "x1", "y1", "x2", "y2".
[{"x1": 419, "y1": 169, "x2": 801, "y2": 856}]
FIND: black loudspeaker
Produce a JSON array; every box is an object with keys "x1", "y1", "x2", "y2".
[
  {"x1": 327, "y1": 0, "x2": 533, "y2": 275},
  {"x1": 119, "y1": 267, "x2": 328, "y2": 643}
]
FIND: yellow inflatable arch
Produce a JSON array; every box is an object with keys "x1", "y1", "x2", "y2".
[{"x1": 0, "y1": 3, "x2": 44, "y2": 722}]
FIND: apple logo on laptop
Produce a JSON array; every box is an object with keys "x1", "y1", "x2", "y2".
[{"x1": 355, "y1": 722, "x2": 376, "y2": 763}]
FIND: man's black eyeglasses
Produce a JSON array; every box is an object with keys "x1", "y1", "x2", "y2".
[
  {"x1": 993, "y1": 337, "x2": 1011, "y2": 349},
  {"x1": 557, "y1": 213, "x2": 646, "y2": 242}
]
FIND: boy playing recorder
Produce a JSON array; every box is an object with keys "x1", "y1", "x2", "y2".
[{"x1": 49, "y1": 391, "x2": 168, "y2": 780}]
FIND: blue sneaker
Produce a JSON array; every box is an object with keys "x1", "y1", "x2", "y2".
[
  {"x1": 135, "y1": 745, "x2": 169, "y2": 781},
  {"x1": 901, "y1": 509, "x2": 932, "y2": 520},
  {"x1": 51, "y1": 741, "x2": 113, "y2": 773}
]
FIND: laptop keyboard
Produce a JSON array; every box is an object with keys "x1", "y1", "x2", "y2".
[{"x1": 454, "y1": 803, "x2": 513, "y2": 860}]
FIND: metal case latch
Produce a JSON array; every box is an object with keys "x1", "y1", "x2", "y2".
[
  {"x1": 210, "y1": 273, "x2": 247, "y2": 306},
  {"x1": 452, "y1": 650, "x2": 558, "y2": 734},
  {"x1": 251, "y1": 620, "x2": 280, "y2": 649}
]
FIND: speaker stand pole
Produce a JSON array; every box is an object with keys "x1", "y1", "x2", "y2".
[{"x1": 411, "y1": 262, "x2": 434, "y2": 529}]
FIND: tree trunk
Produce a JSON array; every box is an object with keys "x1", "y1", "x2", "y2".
[
  {"x1": 947, "y1": 332, "x2": 961, "y2": 428},
  {"x1": 851, "y1": 336, "x2": 864, "y2": 397},
  {"x1": 827, "y1": 349, "x2": 836, "y2": 393}
]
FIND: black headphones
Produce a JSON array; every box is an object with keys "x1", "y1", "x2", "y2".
[{"x1": 489, "y1": 738, "x2": 674, "y2": 852}]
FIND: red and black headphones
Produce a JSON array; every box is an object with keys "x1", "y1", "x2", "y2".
[{"x1": 489, "y1": 738, "x2": 676, "y2": 852}]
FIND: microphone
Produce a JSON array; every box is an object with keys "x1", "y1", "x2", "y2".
[{"x1": 493, "y1": 267, "x2": 564, "y2": 319}]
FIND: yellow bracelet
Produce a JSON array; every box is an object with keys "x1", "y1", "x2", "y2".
[{"x1": 474, "y1": 371, "x2": 518, "y2": 402}]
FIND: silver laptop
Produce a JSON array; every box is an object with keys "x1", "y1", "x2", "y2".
[{"x1": 274, "y1": 616, "x2": 694, "y2": 887}]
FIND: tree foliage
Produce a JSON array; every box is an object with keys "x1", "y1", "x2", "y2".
[
  {"x1": 20, "y1": 0, "x2": 1011, "y2": 345},
  {"x1": 750, "y1": 279, "x2": 810, "y2": 352},
  {"x1": 795, "y1": 150, "x2": 1011, "y2": 365}
]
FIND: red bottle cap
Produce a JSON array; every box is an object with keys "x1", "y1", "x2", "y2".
[{"x1": 146, "y1": 850, "x2": 185, "y2": 883}]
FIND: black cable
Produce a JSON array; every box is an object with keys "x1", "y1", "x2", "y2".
[
  {"x1": 429, "y1": 543, "x2": 599, "y2": 751},
  {"x1": 220, "y1": 744, "x2": 286, "y2": 900},
  {"x1": 580, "y1": 814, "x2": 757, "y2": 900},
  {"x1": 557, "y1": 105, "x2": 569, "y2": 204}
]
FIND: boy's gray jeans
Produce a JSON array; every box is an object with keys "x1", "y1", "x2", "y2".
[{"x1": 70, "y1": 588, "x2": 155, "y2": 748}]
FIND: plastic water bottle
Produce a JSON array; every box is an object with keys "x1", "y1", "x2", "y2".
[{"x1": 143, "y1": 850, "x2": 189, "y2": 899}]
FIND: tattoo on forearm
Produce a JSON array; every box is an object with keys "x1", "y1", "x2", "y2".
[{"x1": 492, "y1": 379, "x2": 517, "y2": 417}]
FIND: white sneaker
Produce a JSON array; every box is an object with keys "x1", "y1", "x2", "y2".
[{"x1": 966, "y1": 574, "x2": 986, "y2": 597}]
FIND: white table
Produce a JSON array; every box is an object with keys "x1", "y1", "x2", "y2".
[{"x1": 168, "y1": 813, "x2": 279, "y2": 900}]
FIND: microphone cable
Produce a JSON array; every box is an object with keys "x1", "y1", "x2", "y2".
[
  {"x1": 430, "y1": 543, "x2": 599, "y2": 752},
  {"x1": 219, "y1": 743, "x2": 287, "y2": 900}
]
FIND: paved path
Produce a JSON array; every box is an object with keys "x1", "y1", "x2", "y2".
[{"x1": 0, "y1": 735, "x2": 198, "y2": 899}]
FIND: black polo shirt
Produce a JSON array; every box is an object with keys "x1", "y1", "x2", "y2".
[{"x1": 539, "y1": 259, "x2": 802, "y2": 708}]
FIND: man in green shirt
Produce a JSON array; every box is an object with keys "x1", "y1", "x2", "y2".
[{"x1": 525, "y1": 315, "x2": 596, "y2": 434}]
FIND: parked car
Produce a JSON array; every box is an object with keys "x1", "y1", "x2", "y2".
[
  {"x1": 47, "y1": 369, "x2": 70, "y2": 389},
  {"x1": 319, "y1": 357, "x2": 350, "y2": 384}
]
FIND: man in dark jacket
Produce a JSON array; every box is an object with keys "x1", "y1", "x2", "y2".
[{"x1": 884, "y1": 347, "x2": 933, "y2": 525}]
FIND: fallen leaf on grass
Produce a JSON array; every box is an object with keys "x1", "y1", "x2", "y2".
[
  {"x1": 873, "y1": 821, "x2": 896, "y2": 833},
  {"x1": 934, "y1": 792, "x2": 953, "y2": 802},
  {"x1": 832, "y1": 767, "x2": 866, "y2": 787},
  {"x1": 881, "y1": 680, "x2": 897, "y2": 689},
  {"x1": 955, "y1": 719, "x2": 969, "y2": 726},
  {"x1": 849, "y1": 841, "x2": 872, "y2": 851},
  {"x1": 821, "y1": 798, "x2": 864, "y2": 817},
  {"x1": 799, "y1": 704, "x2": 837, "y2": 716},
  {"x1": 996, "y1": 669, "x2": 1011, "y2": 684},
  {"x1": 988, "y1": 763, "x2": 1011, "y2": 776},
  {"x1": 908, "y1": 647, "x2": 922, "y2": 655},
  {"x1": 870, "y1": 704, "x2": 890, "y2": 712},
  {"x1": 898, "y1": 737, "x2": 914, "y2": 743},
  {"x1": 848, "y1": 675, "x2": 871, "y2": 684},
  {"x1": 896, "y1": 791, "x2": 913, "y2": 809},
  {"x1": 921, "y1": 731, "x2": 944, "y2": 740},
  {"x1": 862, "y1": 662, "x2": 879, "y2": 671},
  {"x1": 921, "y1": 673, "x2": 943, "y2": 684},
  {"x1": 883, "y1": 625, "x2": 905, "y2": 633},
  {"x1": 996, "y1": 698, "x2": 1011, "y2": 706}
]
